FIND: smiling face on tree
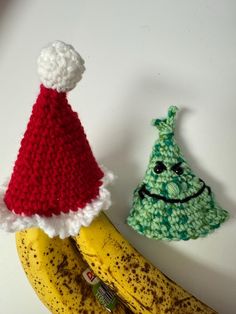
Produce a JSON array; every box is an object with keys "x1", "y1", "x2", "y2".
[{"x1": 127, "y1": 106, "x2": 229, "y2": 241}]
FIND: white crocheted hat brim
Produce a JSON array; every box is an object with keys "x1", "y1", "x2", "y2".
[{"x1": 0, "y1": 167, "x2": 114, "y2": 239}]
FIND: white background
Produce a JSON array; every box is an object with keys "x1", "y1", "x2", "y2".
[{"x1": 0, "y1": 1, "x2": 235, "y2": 313}]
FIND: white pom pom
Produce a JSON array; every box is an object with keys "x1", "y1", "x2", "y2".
[{"x1": 37, "y1": 40, "x2": 85, "y2": 92}]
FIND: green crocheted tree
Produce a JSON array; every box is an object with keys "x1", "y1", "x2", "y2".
[{"x1": 127, "y1": 106, "x2": 229, "y2": 240}]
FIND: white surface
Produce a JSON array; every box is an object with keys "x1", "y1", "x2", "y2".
[{"x1": 0, "y1": 0, "x2": 235, "y2": 313}]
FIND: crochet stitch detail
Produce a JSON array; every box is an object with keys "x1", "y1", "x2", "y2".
[
  {"x1": 0, "y1": 167, "x2": 113, "y2": 239},
  {"x1": 37, "y1": 41, "x2": 85, "y2": 92},
  {"x1": 0, "y1": 40, "x2": 114, "y2": 238},
  {"x1": 4, "y1": 85, "x2": 104, "y2": 217},
  {"x1": 127, "y1": 106, "x2": 229, "y2": 240}
]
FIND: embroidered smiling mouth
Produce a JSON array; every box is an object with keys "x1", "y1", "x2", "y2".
[{"x1": 138, "y1": 179, "x2": 211, "y2": 204}]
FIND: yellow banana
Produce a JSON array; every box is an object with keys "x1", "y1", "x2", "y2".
[
  {"x1": 16, "y1": 228, "x2": 128, "y2": 314},
  {"x1": 75, "y1": 212, "x2": 217, "y2": 314}
]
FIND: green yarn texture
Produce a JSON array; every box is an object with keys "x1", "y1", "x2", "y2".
[{"x1": 127, "y1": 106, "x2": 229, "y2": 240}]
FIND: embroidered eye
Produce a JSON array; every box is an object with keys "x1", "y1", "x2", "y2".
[
  {"x1": 154, "y1": 161, "x2": 167, "y2": 174},
  {"x1": 171, "y1": 162, "x2": 184, "y2": 175}
]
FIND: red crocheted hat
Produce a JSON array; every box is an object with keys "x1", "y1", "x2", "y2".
[{"x1": 0, "y1": 41, "x2": 113, "y2": 238}]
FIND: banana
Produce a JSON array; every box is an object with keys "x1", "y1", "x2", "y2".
[
  {"x1": 16, "y1": 228, "x2": 128, "y2": 314},
  {"x1": 74, "y1": 212, "x2": 217, "y2": 314}
]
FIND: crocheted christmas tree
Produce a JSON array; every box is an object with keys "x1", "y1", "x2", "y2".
[{"x1": 127, "y1": 106, "x2": 229, "y2": 240}]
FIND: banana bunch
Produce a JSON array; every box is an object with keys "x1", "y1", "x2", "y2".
[
  {"x1": 16, "y1": 228, "x2": 128, "y2": 314},
  {"x1": 16, "y1": 213, "x2": 216, "y2": 314},
  {"x1": 74, "y1": 212, "x2": 217, "y2": 314}
]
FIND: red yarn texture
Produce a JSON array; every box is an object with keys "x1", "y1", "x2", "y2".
[{"x1": 4, "y1": 85, "x2": 104, "y2": 217}]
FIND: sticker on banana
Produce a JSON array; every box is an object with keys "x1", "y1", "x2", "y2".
[
  {"x1": 16, "y1": 228, "x2": 129, "y2": 314},
  {"x1": 74, "y1": 212, "x2": 217, "y2": 314}
]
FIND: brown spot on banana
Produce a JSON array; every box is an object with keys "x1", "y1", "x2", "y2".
[
  {"x1": 75, "y1": 212, "x2": 217, "y2": 314},
  {"x1": 16, "y1": 228, "x2": 129, "y2": 314}
]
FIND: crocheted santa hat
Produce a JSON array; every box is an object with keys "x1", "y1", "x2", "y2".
[{"x1": 0, "y1": 41, "x2": 113, "y2": 238}]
